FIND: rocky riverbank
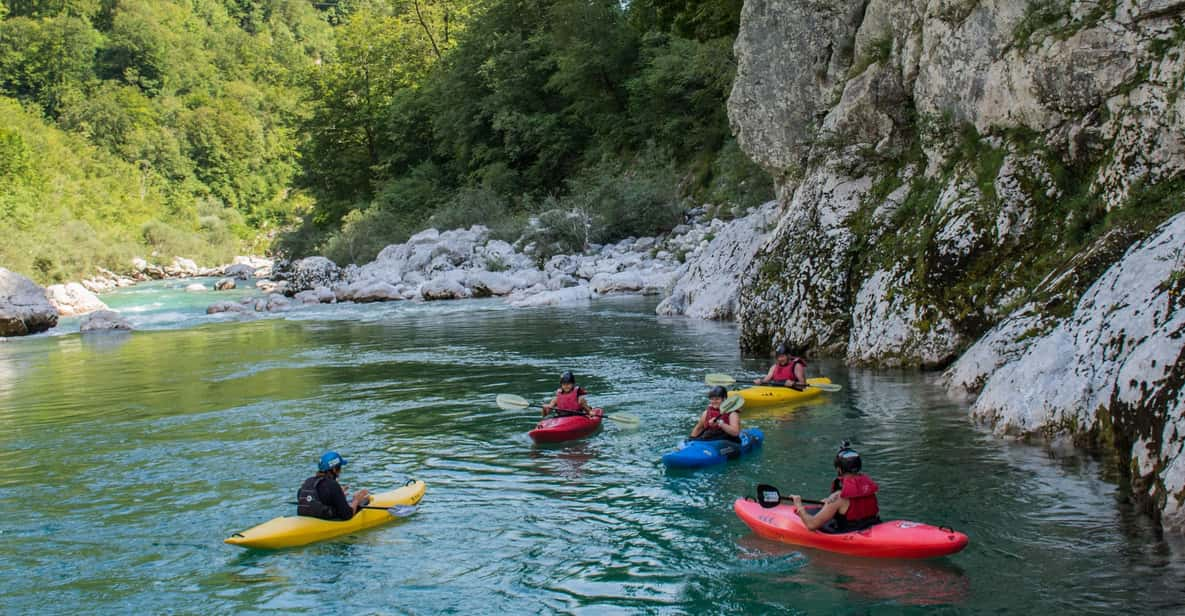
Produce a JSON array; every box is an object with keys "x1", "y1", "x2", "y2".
[
  {"x1": 724, "y1": 0, "x2": 1185, "y2": 530},
  {"x1": 205, "y1": 203, "x2": 777, "y2": 318}
]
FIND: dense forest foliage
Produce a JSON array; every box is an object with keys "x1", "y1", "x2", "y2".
[{"x1": 0, "y1": 0, "x2": 771, "y2": 283}]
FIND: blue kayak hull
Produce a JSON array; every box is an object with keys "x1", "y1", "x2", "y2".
[{"x1": 661, "y1": 428, "x2": 764, "y2": 469}]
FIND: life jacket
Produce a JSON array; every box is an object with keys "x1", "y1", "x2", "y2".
[
  {"x1": 296, "y1": 475, "x2": 335, "y2": 519},
  {"x1": 771, "y1": 357, "x2": 806, "y2": 382},
  {"x1": 699, "y1": 405, "x2": 739, "y2": 441},
  {"x1": 554, "y1": 387, "x2": 586, "y2": 413},
  {"x1": 832, "y1": 475, "x2": 880, "y2": 529}
]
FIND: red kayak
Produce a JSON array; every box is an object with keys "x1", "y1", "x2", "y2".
[
  {"x1": 529, "y1": 409, "x2": 603, "y2": 443},
  {"x1": 734, "y1": 498, "x2": 968, "y2": 559}
]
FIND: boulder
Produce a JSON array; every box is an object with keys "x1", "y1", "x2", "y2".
[
  {"x1": 0, "y1": 268, "x2": 59, "y2": 336},
  {"x1": 284, "y1": 256, "x2": 342, "y2": 295},
  {"x1": 509, "y1": 284, "x2": 592, "y2": 308},
  {"x1": 44, "y1": 282, "x2": 108, "y2": 317},
  {"x1": 214, "y1": 278, "x2": 236, "y2": 291},
  {"x1": 171, "y1": 257, "x2": 199, "y2": 275},
  {"x1": 266, "y1": 294, "x2": 291, "y2": 312},
  {"x1": 206, "y1": 301, "x2": 251, "y2": 315},
  {"x1": 293, "y1": 287, "x2": 335, "y2": 304},
  {"x1": 420, "y1": 277, "x2": 471, "y2": 301},
  {"x1": 223, "y1": 264, "x2": 255, "y2": 280},
  {"x1": 185, "y1": 283, "x2": 207, "y2": 292},
  {"x1": 79, "y1": 310, "x2": 133, "y2": 333},
  {"x1": 131, "y1": 257, "x2": 149, "y2": 271},
  {"x1": 349, "y1": 281, "x2": 405, "y2": 303}
]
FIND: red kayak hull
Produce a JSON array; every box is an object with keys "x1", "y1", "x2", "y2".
[
  {"x1": 733, "y1": 498, "x2": 968, "y2": 559},
  {"x1": 529, "y1": 409, "x2": 603, "y2": 443}
]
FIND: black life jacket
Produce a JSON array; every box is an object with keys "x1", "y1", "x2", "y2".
[{"x1": 297, "y1": 475, "x2": 335, "y2": 519}]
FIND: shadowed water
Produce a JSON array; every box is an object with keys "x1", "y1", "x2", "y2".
[{"x1": 1, "y1": 296, "x2": 1182, "y2": 614}]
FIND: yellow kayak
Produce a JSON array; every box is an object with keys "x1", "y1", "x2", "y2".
[
  {"x1": 225, "y1": 480, "x2": 427, "y2": 549},
  {"x1": 730, "y1": 377, "x2": 833, "y2": 406}
]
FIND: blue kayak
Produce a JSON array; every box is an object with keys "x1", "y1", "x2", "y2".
[{"x1": 661, "y1": 428, "x2": 764, "y2": 469}]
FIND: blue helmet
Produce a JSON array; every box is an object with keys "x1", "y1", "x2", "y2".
[{"x1": 318, "y1": 451, "x2": 348, "y2": 472}]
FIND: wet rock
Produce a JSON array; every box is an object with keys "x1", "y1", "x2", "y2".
[
  {"x1": 282, "y1": 256, "x2": 342, "y2": 295},
  {"x1": 0, "y1": 268, "x2": 59, "y2": 336},
  {"x1": 185, "y1": 283, "x2": 207, "y2": 292},
  {"x1": 206, "y1": 301, "x2": 251, "y2": 315},
  {"x1": 79, "y1": 310, "x2": 133, "y2": 333},
  {"x1": 214, "y1": 278, "x2": 236, "y2": 291}
]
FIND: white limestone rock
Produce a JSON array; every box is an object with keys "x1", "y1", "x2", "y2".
[
  {"x1": 509, "y1": 284, "x2": 592, "y2": 308},
  {"x1": 44, "y1": 282, "x2": 108, "y2": 317},
  {"x1": 658, "y1": 201, "x2": 778, "y2": 320},
  {"x1": 185, "y1": 283, "x2": 207, "y2": 292}
]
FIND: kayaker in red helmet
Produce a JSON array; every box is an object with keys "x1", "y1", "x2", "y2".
[
  {"x1": 789, "y1": 442, "x2": 881, "y2": 532},
  {"x1": 754, "y1": 343, "x2": 807, "y2": 388},
  {"x1": 690, "y1": 386, "x2": 741, "y2": 441},
  {"x1": 541, "y1": 371, "x2": 594, "y2": 417}
]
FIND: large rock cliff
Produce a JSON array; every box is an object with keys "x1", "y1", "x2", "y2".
[{"x1": 728, "y1": 0, "x2": 1185, "y2": 530}]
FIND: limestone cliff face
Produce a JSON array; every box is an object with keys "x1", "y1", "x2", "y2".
[{"x1": 728, "y1": 0, "x2": 1185, "y2": 529}]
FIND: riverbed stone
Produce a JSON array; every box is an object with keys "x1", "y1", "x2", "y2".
[
  {"x1": 0, "y1": 268, "x2": 59, "y2": 336},
  {"x1": 214, "y1": 278, "x2": 236, "y2": 291},
  {"x1": 80, "y1": 310, "x2": 133, "y2": 332}
]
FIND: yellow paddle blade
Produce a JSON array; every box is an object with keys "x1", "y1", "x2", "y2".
[
  {"x1": 704, "y1": 373, "x2": 737, "y2": 386},
  {"x1": 495, "y1": 394, "x2": 531, "y2": 410},
  {"x1": 720, "y1": 395, "x2": 745, "y2": 412}
]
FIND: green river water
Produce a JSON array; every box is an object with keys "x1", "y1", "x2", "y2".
[{"x1": 2, "y1": 282, "x2": 1183, "y2": 614}]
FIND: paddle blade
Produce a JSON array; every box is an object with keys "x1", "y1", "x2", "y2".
[
  {"x1": 604, "y1": 413, "x2": 640, "y2": 426},
  {"x1": 704, "y1": 373, "x2": 737, "y2": 386},
  {"x1": 720, "y1": 395, "x2": 745, "y2": 413},
  {"x1": 756, "y1": 483, "x2": 782, "y2": 509},
  {"x1": 495, "y1": 394, "x2": 531, "y2": 410},
  {"x1": 388, "y1": 505, "x2": 419, "y2": 517},
  {"x1": 810, "y1": 383, "x2": 843, "y2": 392}
]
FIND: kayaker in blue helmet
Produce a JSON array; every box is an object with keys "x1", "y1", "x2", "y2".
[
  {"x1": 541, "y1": 371, "x2": 593, "y2": 417},
  {"x1": 755, "y1": 343, "x2": 807, "y2": 388},
  {"x1": 690, "y1": 386, "x2": 741, "y2": 441},
  {"x1": 789, "y1": 442, "x2": 881, "y2": 532},
  {"x1": 296, "y1": 451, "x2": 371, "y2": 521}
]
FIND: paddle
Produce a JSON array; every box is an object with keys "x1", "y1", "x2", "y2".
[
  {"x1": 705, "y1": 372, "x2": 843, "y2": 393},
  {"x1": 494, "y1": 393, "x2": 641, "y2": 425},
  {"x1": 286, "y1": 502, "x2": 420, "y2": 517},
  {"x1": 756, "y1": 483, "x2": 825, "y2": 508}
]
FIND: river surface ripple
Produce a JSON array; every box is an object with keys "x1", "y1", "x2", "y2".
[{"x1": 1, "y1": 294, "x2": 1182, "y2": 614}]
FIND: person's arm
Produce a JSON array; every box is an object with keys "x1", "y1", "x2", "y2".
[
  {"x1": 319, "y1": 479, "x2": 358, "y2": 521},
  {"x1": 690, "y1": 411, "x2": 709, "y2": 437},
  {"x1": 754, "y1": 366, "x2": 775, "y2": 385},
  {"x1": 792, "y1": 492, "x2": 843, "y2": 531},
  {"x1": 541, "y1": 394, "x2": 558, "y2": 417},
  {"x1": 579, "y1": 395, "x2": 592, "y2": 414},
  {"x1": 793, "y1": 362, "x2": 807, "y2": 385}
]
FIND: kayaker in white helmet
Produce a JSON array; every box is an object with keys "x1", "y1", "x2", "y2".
[
  {"x1": 541, "y1": 371, "x2": 594, "y2": 417},
  {"x1": 754, "y1": 343, "x2": 807, "y2": 389},
  {"x1": 690, "y1": 386, "x2": 741, "y2": 441},
  {"x1": 789, "y1": 441, "x2": 881, "y2": 532},
  {"x1": 296, "y1": 451, "x2": 371, "y2": 520}
]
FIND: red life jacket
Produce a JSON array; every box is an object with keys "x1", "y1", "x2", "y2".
[
  {"x1": 554, "y1": 387, "x2": 586, "y2": 412},
  {"x1": 771, "y1": 357, "x2": 806, "y2": 382},
  {"x1": 838, "y1": 474, "x2": 879, "y2": 522},
  {"x1": 704, "y1": 405, "x2": 735, "y2": 425}
]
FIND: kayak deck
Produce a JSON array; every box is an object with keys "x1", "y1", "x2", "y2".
[
  {"x1": 225, "y1": 480, "x2": 427, "y2": 549},
  {"x1": 733, "y1": 498, "x2": 968, "y2": 559},
  {"x1": 529, "y1": 408, "x2": 603, "y2": 443},
  {"x1": 732, "y1": 377, "x2": 833, "y2": 406},
  {"x1": 662, "y1": 428, "x2": 764, "y2": 469}
]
